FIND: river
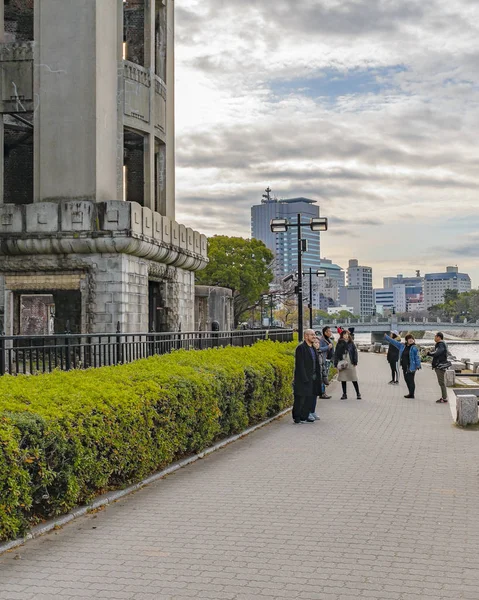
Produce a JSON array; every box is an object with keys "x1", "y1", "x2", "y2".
[{"x1": 352, "y1": 333, "x2": 479, "y2": 362}]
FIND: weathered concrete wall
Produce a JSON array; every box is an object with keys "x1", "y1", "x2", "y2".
[{"x1": 195, "y1": 286, "x2": 234, "y2": 331}]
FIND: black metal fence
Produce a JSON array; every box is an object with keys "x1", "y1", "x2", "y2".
[{"x1": 0, "y1": 328, "x2": 294, "y2": 376}]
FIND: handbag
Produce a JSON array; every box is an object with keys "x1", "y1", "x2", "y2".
[{"x1": 337, "y1": 359, "x2": 349, "y2": 371}]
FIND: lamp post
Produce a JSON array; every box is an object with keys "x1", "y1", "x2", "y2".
[{"x1": 270, "y1": 215, "x2": 328, "y2": 337}]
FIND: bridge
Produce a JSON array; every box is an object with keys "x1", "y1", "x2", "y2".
[{"x1": 319, "y1": 317, "x2": 479, "y2": 342}]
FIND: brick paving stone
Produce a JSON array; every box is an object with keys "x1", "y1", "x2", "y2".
[{"x1": 1, "y1": 353, "x2": 479, "y2": 600}]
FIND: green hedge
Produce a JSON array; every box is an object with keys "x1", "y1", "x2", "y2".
[{"x1": 0, "y1": 341, "x2": 295, "y2": 542}]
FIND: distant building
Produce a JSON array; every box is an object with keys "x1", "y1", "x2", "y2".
[
  {"x1": 327, "y1": 305, "x2": 354, "y2": 316},
  {"x1": 345, "y1": 259, "x2": 373, "y2": 317},
  {"x1": 383, "y1": 273, "x2": 423, "y2": 311},
  {"x1": 251, "y1": 191, "x2": 322, "y2": 280},
  {"x1": 424, "y1": 266, "x2": 471, "y2": 309},
  {"x1": 339, "y1": 285, "x2": 361, "y2": 317},
  {"x1": 374, "y1": 284, "x2": 407, "y2": 314},
  {"x1": 318, "y1": 259, "x2": 345, "y2": 287}
]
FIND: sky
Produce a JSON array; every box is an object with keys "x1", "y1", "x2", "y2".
[{"x1": 174, "y1": 0, "x2": 479, "y2": 288}]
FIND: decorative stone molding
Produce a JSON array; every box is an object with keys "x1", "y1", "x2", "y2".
[
  {"x1": 0, "y1": 41, "x2": 34, "y2": 62},
  {"x1": 0, "y1": 201, "x2": 208, "y2": 273}
]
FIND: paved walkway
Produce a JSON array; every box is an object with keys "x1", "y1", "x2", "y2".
[{"x1": 1, "y1": 353, "x2": 479, "y2": 600}]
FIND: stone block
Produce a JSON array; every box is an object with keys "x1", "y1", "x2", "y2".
[
  {"x1": 26, "y1": 203, "x2": 59, "y2": 233},
  {"x1": 179, "y1": 224, "x2": 187, "y2": 250},
  {"x1": 200, "y1": 234, "x2": 208, "y2": 258},
  {"x1": 186, "y1": 228, "x2": 194, "y2": 253},
  {"x1": 153, "y1": 212, "x2": 163, "y2": 243},
  {"x1": 130, "y1": 203, "x2": 143, "y2": 235},
  {"x1": 98, "y1": 201, "x2": 131, "y2": 231},
  {"x1": 162, "y1": 216, "x2": 171, "y2": 244},
  {"x1": 171, "y1": 221, "x2": 180, "y2": 247},
  {"x1": 445, "y1": 369, "x2": 456, "y2": 387},
  {"x1": 142, "y1": 207, "x2": 153, "y2": 238},
  {"x1": 456, "y1": 395, "x2": 479, "y2": 426},
  {"x1": 61, "y1": 201, "x2": 95, "y2": 232},
  {"x1": 0, "y1": 204, "x2": 23, "y2": 233},
  {"x1": 451, "y1": 361, "x2": 466, "y2": 371},
  {"x1": 473, "y1": 362, "x2": 479, "y2": 373},
  {"x1": 194, "y1": 231, "x2": 201, "y2": 255}
]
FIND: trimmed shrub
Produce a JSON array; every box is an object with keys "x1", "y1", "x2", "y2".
[{"x1": 0, "y1": 341, "x2": 295, "y2": 542}]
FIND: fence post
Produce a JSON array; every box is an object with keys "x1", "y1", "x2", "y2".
[
  {"x1": 65, "y1": 322, "x2": 71, "y2": 371},
  {"x1": 116, "y1": 321, "x2": 122, "y2": 364},
  {"x1": 0, "y1": 332, "x2": 5, "y2": 376}
]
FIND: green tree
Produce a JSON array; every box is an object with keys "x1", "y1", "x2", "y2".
[{"x1": 196, "y1": 236, "x2": 274, "y2": 326}]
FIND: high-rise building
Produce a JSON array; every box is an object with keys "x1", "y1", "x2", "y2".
[
  {"x1": 251, "y1": 191, "x2": 322, "y2": 280},
  {"x1": 346, "y1": 259, "x2": 373, "y2": 316},
  {"x1": 374, "y1": 285, "x2": 407, "y2": 314},
  {"x1": 424, "y1": 267, "x2": 471, "y2": 308}
]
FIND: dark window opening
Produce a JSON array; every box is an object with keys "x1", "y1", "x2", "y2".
[
  {"x1": 123, "y1": 0, "x2": 145, "y2": 66},
  {"x1": 4, "y1": 115, "x2": 34, "y2": 205},
  {"x1": 124, "y1": 129, "x2": 145, "y2": 206},
  {"x1": 4, "y1": 0, "x2": 34, "y2": 43},
  {"x1": 148, "y1": 280, "x2": 167, "y2": 332},
  {"x1": 14, "y1": 290, "x2": 82, "y2": 336}
]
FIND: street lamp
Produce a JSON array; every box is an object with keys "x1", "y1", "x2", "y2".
[
  {"x1": 270, "y1": 219, "x2": 288, "y2": 233},
  {"x1": 270, "y1": 214, "x2": 329, "y2": 337}
]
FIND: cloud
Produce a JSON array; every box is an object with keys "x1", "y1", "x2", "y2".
[{"x1": 175, "y1": 0, "x2": 479, "y2": 287}]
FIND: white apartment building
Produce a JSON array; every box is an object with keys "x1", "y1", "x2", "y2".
[
  {"x1": 346, "y1": 259, "x2": 373, "y2": 317},
  {"x1": 424, "y1": 266, "x2": 472, "y2": 309}
]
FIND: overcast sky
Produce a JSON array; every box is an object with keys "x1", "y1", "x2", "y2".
[{"x1": 174, "y1": 0, "x2": 479, "y2": 288}]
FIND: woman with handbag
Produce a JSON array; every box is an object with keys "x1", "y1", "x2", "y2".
[{"x1": 334, "y1": 330, "x2": 361, "y2": 400}]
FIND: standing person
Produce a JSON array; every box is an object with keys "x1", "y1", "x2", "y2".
[
  {"x1": 384, "y1": 333, "x2": 422, "y2": 398},
  {"x1": 427, "y1": 332, "x2": 451, "y2": 403},
  {"x1": 310, "y1": 337, "x2": 324, "y2": 420},
  {"x1": 292, "y1": 329, "x2": 319, "y2": 424},
  {"x1": 319, "y1": 326, "x2": 334, "y2": 399},
  {"x1": 334, "y1": 330, "x2": 361, "y2": 400},
  {"x1": 386, "y1": 330, "x2": 400, "y2": 384}
]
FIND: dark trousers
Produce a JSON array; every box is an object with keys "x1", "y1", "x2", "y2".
[
  {"x1": 341, "y1": 381, "x2": 360, "y2": 395},
  {"x1": 403, "y1": 369, "x2": 416, "y2": 397},
  {"x1": 388, "y1": 360, "x2": 398, "y2": 381},
  {"x1": 435, "y1": 369, "x2": 447, "y2": 399},
  {"x1": 293, "y1": 394, "x2": 314, "y2": 421}
]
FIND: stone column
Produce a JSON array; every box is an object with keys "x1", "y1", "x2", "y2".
[
  {"x1": 143, "y1": 0, "x2": 156, "y2": 211},
  {"x1": 165, "y1": 0, "x2": 175, "y2": 219},
  {"x1": 0, "y1": 0, "x2": 4, "y2": 205},
  {"x1": 34, "y1": 0, "x2": 119, "y2": 202}
]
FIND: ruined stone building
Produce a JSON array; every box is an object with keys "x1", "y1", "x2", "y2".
[{"x1": 0, "y1": 0, "x2": 209, "y2": 335}]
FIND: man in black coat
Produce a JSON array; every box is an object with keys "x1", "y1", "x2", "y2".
[
  {"x1": 427, "y1": 332, "x2": 450, "y2": 403},
  {"x1": 293, "y1": 329, "x2": 321, "y2": 423}
]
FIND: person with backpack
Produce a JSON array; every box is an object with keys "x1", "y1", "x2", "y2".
[
  {"x1": 386, "y1": 330, "x2": 400, "y2": 385},
  {"x1": 384, "y1": 333, "x2": 422, "y2": 398},
  {"x1": 427, "y1": 332, "x2": 451, "y2": 403}
]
